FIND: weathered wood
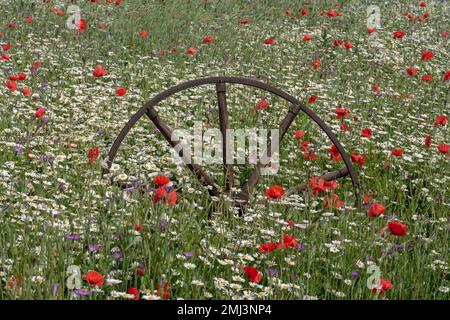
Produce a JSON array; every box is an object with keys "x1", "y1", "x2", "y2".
[
  {"x1": 103, "y1": 77, "x2": 362, "y2": 212},
  {"x1": 234, "y1": 103, "x2": 302, "y2": 203},
  {"x1": 146, "y1": 107, "x2": 220, "y2": 197},
  {"x1": 286, "y1": 165, "x2": 349, "y2": 196},
  {"x1": 216, "y1": 82, "x2": 234, "y2": 194}
]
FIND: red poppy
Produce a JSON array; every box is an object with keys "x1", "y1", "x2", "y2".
[
  {"x1": 57, "y1": 10, "x2": 64, "y2": 17},
  {"x1": 285, "y1": 8, "x2": 291, "y2": 16},
  {"x1": 406, "y1": 12, "x2": 415, "y2": 21},
  {"x1": 393, "y1": 30, "x2": 405, "y2": 39},
  {"x1": 127, "y1": 287, "x2": 140, "y2": 300},
  {"x1": 156, "y1": 281, "x2": 170, "y2": 299},
  {"x1": 18, "y1": 72, "x2": 27, "y2": 81},
  {"x1": 373, "y1": 83, "x2": 380, "y2": 94},
  {"x1": 351, "y1": 153, "x2": 366, "y2": 166},
  {"x1": 406, "y1": 67, "x2": 418, "y2": 77},
  {"x1": 310, "y1": 177, "x2": 337, "y2": 195},
  {"x1": 26, "y1": 16, "x2": 33, "y2": 24},
  {"x1": 368, "y1": 27, "x2": 376, "y2": 34},
  {"x1": 434, "y1": 114, "x2": 447, "y2": 126},
  {"x1": 32, "y1": 60, "x2": 41, "y2": 70},
  {"x1": 425, "y1": 135, "x2": 431, "y2": 149},
  {"x1": 258, "y1": 242, "x2": 278, "y2": 253},
  {"x1": 444, "y1": 71, "x2": 450, "y2": 81},
  {"x1": 116, "y1": 87, "x2": 127, "y2": 96},
  {"x1": 364, "y1": 195, "x2": 373, "y2": 204},
  {"x1": 344, "y1": 41, "x2": 352, "y2": 50},
  {"x1": 372, "y1": 279, "x2": 393, "y2": 295},
  {"x1": 9, "y1": 74, "x2": 18, "y2": 81},
  {"x1": 92, "y1": 64, "x2": 107, "y2": 78},
  {"x1": 361, "y1": 127, "x2": 372, "y2": 139},
  {"x1": 139, "y1": 30, "x2": 149, "y2": 38},
  {"x1": 419, "y1": 2, "x2": 427, "y2": 7},
  {"x1": 303, "y1": 34, "x2": 312, "y2": 42},
  {"x1": 87, "y1": 147, "x2": 100, "y2": 165},
  {"x1": 422, "y1": 74, "x2": 432, "y2": 82},
  {"x1": 2, "y1": 43, "x2": 11, "y2": 51},
  {"x1": 279, "y1": 234, "x2": 298, "y2": 249},
  {"x1": 167, "y1": 191, "x2": 178, "y2": 206},
  {"x1": 6, "y1": 80, "x2": 17, "y2": 91},
  {"x1": 239, "y1": 18, "x2": 250, "y2": 25},
  {"x1": 327, "y1": 9, "x2": 336, "y2": 17},
  {"x1": 186, "y1": 47, "x2": 197, "y2": 55},
  {"x1": 244, "y1": 266, "x2": 263, "y2": 283},
  {"x1": 328, "y1": 144, "x2": 342, "y2": 161},
  {"x1": 294, "y1": 130, "x2": 304, "y2": 140},
  {"x1": 254, "y1": 99, "x2": 269, "y2": 111},
  {"x1": 301, "y1": 8, "x2": 309, "y2": 16},
  {"x1": 307, "y1": 95, "x2": 318, "y2": 104},
  {"x1": 438, "y1": 144, "x2": 449, "y2": 155},
  {"x1": 77, "y1": 18, "x2": 87, "y2": 33},
  {"x1": 300, "y1": 140, "x2": 309, "y2": 152},
  {"x1": 154, "y1": 175, "x2": 170, "y2": 187},
  {"x1": 35, "y1": 107, "x2": 46, "y2": 119},
  {"x1": 22, "y1": 87, "x2": 32, "y2": 97},
  {"x1": 303, "y1": 152, "x2": 317, "y2": 161},
  {"x1": 85, "y1": 270, "x2": 104, "y2": 286},
  {"x1": 312, "y1": 59, "x2": 321, "y2": 69},
  {"x1": 1, "y1": 53, "x2": 10, "y2": 61},
  {"x1": 324, "y1": 194, "x2": 344, "y2": 209},
  {"x1": 202, "y1": 36, "x2": 214, "y2": 43},
  {"x1": 264, "y1": 38, "x2": 274, "y2": 45},
  {"x1": 422, "y1": 51, "x2": 433, "y2": 60},
  {"x1": 334, "y1": 107, "x2": 349, "y2": 119},
  {"x1": 266, "y1": 185, "x2": 285, "y2": 199},
  {"x1": 332, "y1": 39, "x2": 343, "y2": 46},
  {"x1": 153, "y1": 186, "x2": 167, "y2": 204},
  {"x1": 340, "y1": 123, "x2": 351, "y2": 132},
  {"x1": 388, "y1": 221, "x2": 407, "y2": 236},
  {"x1": 368, "y1": 203, "x2": 385, "y2": 218},
  {"x1": 391, "y1": 149, "x2": 404, "y2": 157}
]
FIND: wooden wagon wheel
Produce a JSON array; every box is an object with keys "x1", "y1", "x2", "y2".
[{"x1": 102, "y1": 77, "x2": 362, "y2": 212}]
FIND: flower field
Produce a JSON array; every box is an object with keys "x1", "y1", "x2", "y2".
[{"x1": 0, "y1": 0, "x2": 448, "y2": 300}]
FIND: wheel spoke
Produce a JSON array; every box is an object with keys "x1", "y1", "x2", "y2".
[
  {"x1": 286, "y1": 165, "x2": 349, "y2": 196},
  {"x1": 146, "y1": 107, "x2": 220, "y2": 197},
  {"x1": 234, "y1": 103, "x2": 302, "y2": 204},
  {"x1": 216, "y1": 82, "x2": 234, "y2": 194}
]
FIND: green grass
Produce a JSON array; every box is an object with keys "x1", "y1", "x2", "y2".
[{"x1": 0, "y1": 0, "x2": 448, "y2": 300}]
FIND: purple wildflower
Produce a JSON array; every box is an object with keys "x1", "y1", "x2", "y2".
[
  {"x1": 88, "y1": 244, "x2": 102, "y2": 252},
  {"x1": 13, "y1": 145, "x2": 24, "y2": 153},
  {"x1": 65, "y1": 234, "x2": 82, "y2": 240},
  {"x1": 73, "y1": 289, "x2": 91, "y2": 297},
  {"x1": 159, "y1": 219, "x2": 168, "y2": 232},
  {"x1": 52, "y1": 283, "x2": 59, "y2": 297},
  {"x1": 265, "y1": 269, "x2": 278, "y2": 277}
]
